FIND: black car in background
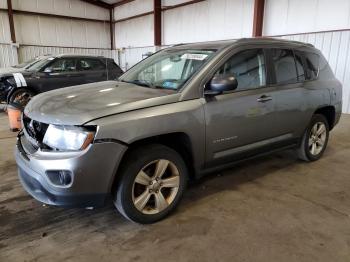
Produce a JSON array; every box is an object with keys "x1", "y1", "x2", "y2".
[{"x1": 0, "y1": 54, "x2": 123, "y2": 106}]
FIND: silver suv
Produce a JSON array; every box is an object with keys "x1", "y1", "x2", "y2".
[{"x1": 16, "y1": 38, "x2": 342, "y2": 224}]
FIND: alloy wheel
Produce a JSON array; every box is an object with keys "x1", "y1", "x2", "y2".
[
  {"x1": 132, "y1": 159, "x2": 180, "y2": 215},
  {"x1": 308, "y1": 122, "x2": 327, "y2": 156},
  {"x1": 13, "y1": 91, "x2": 33, "y2": 107}
]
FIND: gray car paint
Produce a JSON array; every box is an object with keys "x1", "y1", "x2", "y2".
[
  {"x1": 25, "y1": 81, "x2": 180, "y2": 125},
  {"x1": 16, "y1": 38, "x2": 342, "y2": 207}
]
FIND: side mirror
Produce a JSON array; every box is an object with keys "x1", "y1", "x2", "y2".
[
  {"x1": 205, "y1": 74, "x2": 238, "y2": 96},
  {"x1": 44, "y1": 67, "x2": 53, "y2": 73}
]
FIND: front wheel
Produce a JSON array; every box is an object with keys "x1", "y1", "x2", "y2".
[
  {"x1": 9, "y1": 88, "x2": 35, "y2": 107},
  {"x1": 297, "y1": 114, "x2": 329, "y2": 161},
  {"x1": 114, "y1": 144, "x2": 188, "y2": 224}
]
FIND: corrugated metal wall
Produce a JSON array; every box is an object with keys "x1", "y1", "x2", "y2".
[
  {"x1": 114, "y1": 0, "x2": 154, "y2": 48},
  {"x1": 11, "y1": 0, "x2": 109, "y2": 20},
  {"x1": 114, "y1": 0, "x2": 254, "y2": 48},
  {"x1": 14, "y1": 15, "x2": 110, "y2": 49},
  {"x1": 264, "y1": 0, "x2": 350, "y2": 36},
  {"x1": 118, "y1": 46, "x2": 158, "y2": 71},
  {"x1": 0, "y1": 0, "x2": 113, "y2": 68},
  {"x1": 280, "y1": 31, "x2": 350, "y2": 113},
  {"x1": 162, "y1": 0, "x2": 254, "y2": 45},
  {"x1": 0, "y1": 44, "x2": 18, "y2": 68}
]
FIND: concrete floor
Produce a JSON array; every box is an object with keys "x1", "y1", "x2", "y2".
[{"x1": 1, "y1": 112, "x2": 350, "y2": 262}]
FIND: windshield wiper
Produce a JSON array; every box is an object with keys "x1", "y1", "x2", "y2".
[{"x1": 121, "y1": 79, "x2": 153, "y2": 88}]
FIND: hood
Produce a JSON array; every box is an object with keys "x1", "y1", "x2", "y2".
[
  {"x1": 25, "y1": 81, "x2": 180, "y2": 125},
  {"x1": 0, "y1": 70, "x2": 32, "y2": 79}
]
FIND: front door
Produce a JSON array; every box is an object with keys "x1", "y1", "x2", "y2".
[
  {"x1": 204, "y1": 48, "x2": 280, "y2": 167},
  {"x1": 36, "y1": 58, "x2": 79, "y2": 92}
]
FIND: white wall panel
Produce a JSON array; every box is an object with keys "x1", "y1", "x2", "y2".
[
  {"x1": 0, "y1": 44, "x2": 18, "y2": 67},
  {"x1": 71, "y1": 20, "x2": 87, "y2": 47},
  {"x1": 115, "y1": 15, "x2": 154, "y2": 48},
  {"x1": 0, "y1": 0, "x2": 7, "y2": 8},
  {"x1": 163, "y1": 0, "x2": 254, "y2": 45},
  {"x1": 280, "y1": 31, "x2": 350, "y2": 113},
  {"x1": 0, "y1": 11, "x2": 11, "y2": 43},
  {"x1": 18, "y1": 45, "x2": 119, "y2": 65},
  {"x1": 14, "y1": 14, "x2": 40, "y2": 45},
  {"x1": 12, "y1": 0, "x2": 109, "y2": 20},
  {"x1": 114, "y1": 0, "x2": 153, "y2": 20},
  {"x1": 14, "y1": 14, "x2": 110, "y2": 48},
  {"x1": 118, "y1": 46, "x2": 158, "y2": 71},
  {"x1": 264, "y1": 0, "x2": 350, "y2": 36}
]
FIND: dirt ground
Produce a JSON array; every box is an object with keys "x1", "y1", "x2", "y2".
[{"x1": 1, "y1": 112, "x2": 350, "y2": 262}]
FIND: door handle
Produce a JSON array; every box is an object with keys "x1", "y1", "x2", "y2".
[{"x1": 257, "y1": 95, "x2": 272, "y2": 103}]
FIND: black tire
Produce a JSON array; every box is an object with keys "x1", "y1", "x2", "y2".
[
  {"x1": 113, "y1": 144, "x2": 188, "y2": 224},
  {"x1": 297, "y1": 114, "x2": 329, "y2": 162},
  {"x1": 9, "y1": 88, "x2": 35, "y2": 107}
]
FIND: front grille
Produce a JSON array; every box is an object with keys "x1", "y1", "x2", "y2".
[{"x1": 22, "y1": 114, "x2": 49, "y2": 148}]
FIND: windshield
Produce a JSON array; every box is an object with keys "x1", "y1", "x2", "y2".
[
  {"x1": 12, "y1": 58, "x2": 36, "y2": 68},
  {"x1": 120, "y1": 49, "x2": 216, "y2": 90},
  {"x1": 25, "y1": 57, "x2": 54, "y2": 71}
]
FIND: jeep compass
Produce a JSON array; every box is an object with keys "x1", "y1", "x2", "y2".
[{"x1": 15, "y1": 38, "x2": 342, "y2": 223}]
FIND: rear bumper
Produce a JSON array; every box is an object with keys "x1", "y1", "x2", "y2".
[{"x1": 15, "y1": 132, "x2": 127, "y2": 207}]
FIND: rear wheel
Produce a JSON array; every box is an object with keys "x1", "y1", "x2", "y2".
[
  {"x1": 9, "y1": 88, "x2": 35, "y2": 107},
  {"x1": 113, "y1": 144, "x2": 188, "y2": 224},
  {"x1": 297, "y1": 114, "x2": 329, "y2": 161}
]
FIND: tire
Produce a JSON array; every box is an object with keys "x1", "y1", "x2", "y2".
[
  {"x1": 9, "y1": 88, "x2": 35, "y2": 107},
  {"x1": 297, "y1": 114, "x2": 329, "y2": 162},
  {"x1": 113, "y1": 144, "x2": 188, "y2": 224}
]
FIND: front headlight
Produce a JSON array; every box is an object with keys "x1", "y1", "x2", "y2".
[{"x1": 43, "y1": 125, "x2": 95, "y2": 151}]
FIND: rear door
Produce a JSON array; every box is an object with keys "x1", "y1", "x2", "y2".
[
  {"x1": 266, "y1": 48, "x2": 309, "y2": 139},
  {"x1": 77, "y1": 58, "x2": 107, "y2": 84}
]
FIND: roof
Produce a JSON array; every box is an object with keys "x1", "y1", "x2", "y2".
[
  {"x1": 169, "y1": 37, "x2": 314, "y2": 51},
  {"x1": 54, "y1": 54, "x2": 108, "y2": 59}
]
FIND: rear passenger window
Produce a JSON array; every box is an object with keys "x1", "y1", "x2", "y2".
[
  {"x1": 78, "y1": 58, "x2": 105, "y2": 71},
  {"x1": 271, "y1": 49, "x2": 298, "y2": 84},
  {"x1": 215, "y1": 49, "x2": 266, "y2": 91},
  {"x1": 294, "y1": 51, "x2": 306, "y2": 81},
  {"x1": 304, "y1": 52, "x2": 319, "y2": 80}
]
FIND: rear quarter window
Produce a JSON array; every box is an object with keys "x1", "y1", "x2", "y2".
[
  {"x1": 304, "y1": 52, "x2": 319, "y2": 80},
  {"x1": 108, "y1": 61, "x2": 123, "y2": 73}
]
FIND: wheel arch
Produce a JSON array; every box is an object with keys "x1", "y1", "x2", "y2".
[
  {"x1": 110, "y1": 132, "x2": 196, "y2": 193},
  {"x1": 6, "y1": 86, "x2": 37, "y2": 104},
  {"x1": 314, "y1": 105, "x2": 336, "y2": 130}
]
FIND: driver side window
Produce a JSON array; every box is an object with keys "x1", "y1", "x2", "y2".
[
  {"x1": 46, "y1": 58, "x2": 77, "y2": 73},
  {"x1": 215, "y1": 49, "x2": 266, "y2": 91}
]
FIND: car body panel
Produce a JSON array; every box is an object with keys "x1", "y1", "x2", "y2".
[{"x1": 15, "y1": 38, "x2": 343, "y2": 208}]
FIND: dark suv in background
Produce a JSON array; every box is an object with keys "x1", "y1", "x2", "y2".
[
  {"x1": 16, "y1": 38, "x2": 342, "y2": 223},
  {"x1": 0, "y1": 54, "x2": 123, "y2": 106}
]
